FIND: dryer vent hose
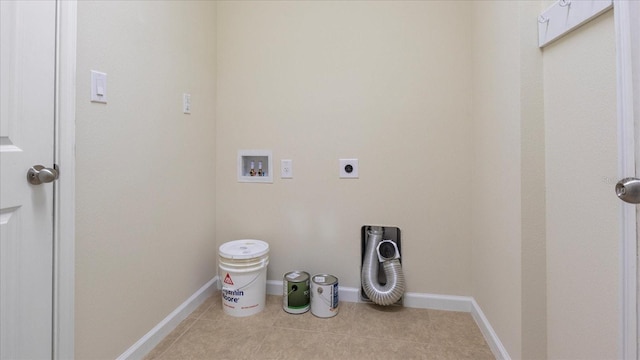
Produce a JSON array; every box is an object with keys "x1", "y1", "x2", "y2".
[{"x1": 361, "y1": 227, "x2": 405, "y2": 306}]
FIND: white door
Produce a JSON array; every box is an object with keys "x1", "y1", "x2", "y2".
[{"x1": 0, "y1": 1, "x2": 57, "y2": 358}]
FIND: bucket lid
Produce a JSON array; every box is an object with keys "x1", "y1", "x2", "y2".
[{"x1": 219, "y1": 239, "x2": 269, "y2": 260}]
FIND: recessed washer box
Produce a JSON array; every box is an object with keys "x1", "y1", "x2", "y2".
[{"x1": 238, "y1": 150, "x2": 273, "y2": 183}]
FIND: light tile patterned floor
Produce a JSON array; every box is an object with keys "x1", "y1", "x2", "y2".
[{"x1": 144, "y1": 291, "x2": 495, "y2": 360}]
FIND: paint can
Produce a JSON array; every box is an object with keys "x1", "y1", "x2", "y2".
[
  {"x1": 310, "y1": 274, "x2": 339, "y2": 318},
  {"x1": 218, "y1": 239, "x2": 269, "y2": 317},
  {"x1": 283, "y1": 271, "x2": 310, "y2": 314}
]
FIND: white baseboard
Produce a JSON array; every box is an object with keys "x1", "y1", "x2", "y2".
[
  {"x1": 267, "y1": 280, "x2": 509, "y2": 359},
  {"x1": 116, "y1": 276, "x2": 218, "y2": 360},
  {"x1": 470, "y1": 298, "x2": 511, "y2": 360},
  {"x1": 266, "y1": 280, "x2": 362, "y2": 302},
  {"x1": 403, "y1": 291, "x2": 474, "y2": 312},
  {"x1": 269, "y1": 280, "x2": 472, "y2": 312}
]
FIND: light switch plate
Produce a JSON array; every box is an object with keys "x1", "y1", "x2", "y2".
[{"x1": 90, "y1": 70, "x2": 107, "y2": 103}]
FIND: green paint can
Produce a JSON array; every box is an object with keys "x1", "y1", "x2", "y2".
[{"x1": 283, "y1": 271, "x2": 310, "y2": 314}]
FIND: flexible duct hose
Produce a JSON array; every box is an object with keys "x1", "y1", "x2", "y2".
[{"x1": 361, "y1": 227, "x2": 405, "y2": 306}]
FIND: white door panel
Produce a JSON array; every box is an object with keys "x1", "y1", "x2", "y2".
[{"x1": 0, "y1": 1, "x2": 56, "y2": 358}]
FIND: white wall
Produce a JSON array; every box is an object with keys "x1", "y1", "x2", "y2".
[
  {"x1": 470, "y1": 2, "x2": 545, "y2": 358},
  {"x1": 518, "y1": 2, "x2": 547, "y2": 357},
  {"x1": 471, "y1": 2, "x2": 523, "y2": 357},
  {"x1": 75, "y1": 2, "x2": 217, "y2": 358},
  {"x1": 215, "y1": 0, "x2": 473, "y2": 295},
  {"x1": 543, "y1": 10, "x2": 619, "y2": 359},
  {"x1": 471, "y1": 1, "x2": 546, "y2": 359}
]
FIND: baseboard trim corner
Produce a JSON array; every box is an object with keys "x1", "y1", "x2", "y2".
[
  {"x1": 470, "y1": 298, "x2": 511, "y2": 360},
  {"x1": 116, "y1": 276, "x2": 219, "y2": 360}
]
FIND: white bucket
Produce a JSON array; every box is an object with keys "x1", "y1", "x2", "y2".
[{"x1": 218, "y1": 239, "x2": 269, "y2": 317}]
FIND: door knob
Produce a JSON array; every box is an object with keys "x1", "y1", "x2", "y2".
[
  {"x1": 27, "y1": 165, "x2": 59, "y2": 185},
  {"x1": 615, "y1": 177, "x2": 640, "y2": 204}
]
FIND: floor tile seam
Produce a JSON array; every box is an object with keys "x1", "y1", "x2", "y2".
[
  {"x1": 340, "y1": 335, "x2": 433, "y2": 347},
  {"x1": 266, "y1": 321, "x2": 434, "y2": 339},
  {"x1": 192, "y1": 301, "x2": 216, "y2": 321},
  {"x1": 263, "y1": 325, "x2": 434, "y2": 346},
  {"x1": 252, "y1": 327, "x2": 350, "y2": 359},
  {"x1": 147, "y1": 335, "x2": 179, "y2": 360},
  {"x1": 421, "y1": 331, "x2": 491, "y2": 349},
  {"x1": 154, "y1": 305, "x2": 212, "y2": 359},
  {"x1": 251, "y1": 326, "x2": 274, "y2": 358},
  {"x1": 281, "y1": 324, "x2": 355, "y2": 337},
  {"x1": 426, "y1": 321, "x2": 487, "y2": 340},
  {"x1": 186, "y1": 300, "x2": 228, "y2": 323},
  {"x1": 160, "y1": 321, "x2": 199, "y2": 359},
  {"x1": 264, "y1": 325, "x2": 338, "y2": 336},
  {"x1": 264, "y1": 325, "x2": 432, "y2": 344},
  {"x1": 337, "y1": 331, "x2": 434, "y2": 345},
  {"x1": 194, "y1": 316, "x2": 279, "y2": 329}
]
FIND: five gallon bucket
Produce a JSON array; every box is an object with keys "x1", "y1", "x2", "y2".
[{"x1": 218, "y1": 239, "x2": 269, "y2": 317}]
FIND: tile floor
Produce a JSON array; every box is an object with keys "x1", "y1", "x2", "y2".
[{"x1": 144, "y1": 291, "x2": 495, "y2": 360}]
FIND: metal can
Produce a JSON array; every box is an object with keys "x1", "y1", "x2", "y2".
[
  {"x1": 283, "y1": 271, "x2": 310, "y2": 314},
  {"x1": 310, "y1": 274, "x2": 339, "y2": 318}
]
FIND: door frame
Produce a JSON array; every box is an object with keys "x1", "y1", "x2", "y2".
[
  {"x1": 53, "y1": 0, "x2": 76, "y2": 358},
  {"x1": 615, "y1": 1, "x2": 639, "y2": 359}
]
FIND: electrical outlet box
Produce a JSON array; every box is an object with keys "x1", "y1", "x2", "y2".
[
  {"x1": 339, "y1": 158, "x2": 359, "y2": 178},
  {"x1": 238, "y1": 150, "x2": 273, "y2": 183}
]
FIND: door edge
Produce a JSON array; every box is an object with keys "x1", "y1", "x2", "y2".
[
  {"x1": 53, "y1": 1, "x2": 76, "y2": 359},
  {"x1": 614, "y1": 1, "x2": 639, "y2": 359}
]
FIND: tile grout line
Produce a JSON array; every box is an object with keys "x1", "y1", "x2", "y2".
[
  {"x1": 152, "y1": 298, "x2": 217, "y2": 360},
  {"x1": 267, "y1": 303, "x2": 440, "y2": 346}
]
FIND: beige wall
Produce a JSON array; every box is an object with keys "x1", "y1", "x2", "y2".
[
  {"x1": 518, "y1": 2, "x2": 547, "y2": 358},
  {"x1": 471, "y1": 2, "x2": 523, "y2": 357},
  {"x1": 543, "y1": 10, "x2": 619, "y2": 359},
  {"x1": 75, "y1": 1, "x2": 217, "y2": 358},
  {"x1": 470, "y1": 4, "x2": 618, "y2": 359},
  {"x1": 215, "y1": 1, "x2": 473, "y2": 295},
  {"x1": 470, "y1": 1, "x2": 546, "y2": 359},
  {"x1": 71, "y1": 1, "x2": 623, "y2": 358}
]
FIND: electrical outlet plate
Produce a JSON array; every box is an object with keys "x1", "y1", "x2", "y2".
[
  {"x1": 339, "y1": 158, "x2": 359, "y2": 178},
  {"x1": 281, "y1": 159, "x2": 293, "y2": 179}
]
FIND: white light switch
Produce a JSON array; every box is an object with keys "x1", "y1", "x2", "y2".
[{"x1": 90, "y1": 70, "x2": 107, "y2": 103}]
